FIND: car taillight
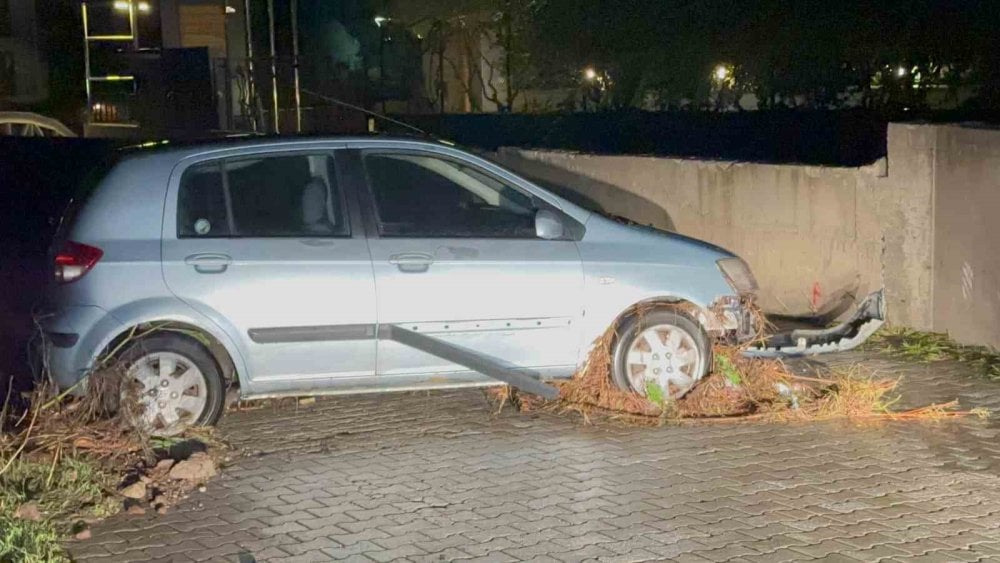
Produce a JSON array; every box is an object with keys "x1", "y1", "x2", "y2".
[{"x1": 54, "y1": 241, "x2": 103, "y2": 284}]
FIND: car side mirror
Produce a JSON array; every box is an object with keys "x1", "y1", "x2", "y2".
[{"x1": 535, "y1": 209, "x2": 565, "y2": 240}]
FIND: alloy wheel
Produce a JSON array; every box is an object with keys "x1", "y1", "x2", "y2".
[
  {"x1": 625, "y1": 323, "x2": 704, "y2": 398},
  {"x1": 124, "y1": 351, "x2": 209, "y2": 436}
]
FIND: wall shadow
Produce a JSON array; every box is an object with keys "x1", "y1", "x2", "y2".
[{"x1": 497, "y1": 154, "x2": 677, "y2": 232}]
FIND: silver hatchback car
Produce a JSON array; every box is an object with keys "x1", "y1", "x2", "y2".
[{"x1": 41, "y1": 136, "x2": 758, "y2": 434}]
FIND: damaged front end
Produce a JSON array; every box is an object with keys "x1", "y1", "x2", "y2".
[
  {"x1": 701, "y1": 257, "x2": 763, "y2": 343},
  {"x1": 705, "y1": 286, "x2": 886, "y2": 358},
  {"x1": 705, "y1": 294, "x2": 760, "y2": 343}
]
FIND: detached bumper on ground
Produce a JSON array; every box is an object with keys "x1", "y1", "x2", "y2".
[{"x1": 745, "y1": 289, "x2": 886, "y2": 358}]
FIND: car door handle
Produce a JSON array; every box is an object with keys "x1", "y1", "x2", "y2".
[
  {"x1": 184, "y1": 253, "x2": 232, "y2": 274},
  {"x1": 388, "y1": 252, "x2": 434, "y2": 273}
]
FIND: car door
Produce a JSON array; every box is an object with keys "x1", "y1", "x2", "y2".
[
  {"x1": 161, "y1": 148, "x2": 377, "y2": 395},
  {"x1": 341, "y1": 146, "x2": 585, "y2": 383}
]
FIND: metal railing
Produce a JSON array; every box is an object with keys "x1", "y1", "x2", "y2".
[{"x1": 211, "y1": 57, "x2": 375, "y2": 135}]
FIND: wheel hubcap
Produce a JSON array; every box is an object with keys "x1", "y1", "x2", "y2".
[
  {"x1": 124, "y1": 352, "x2": 208, "y2": 436},
  {"x1": 625, "y1": 324, "x2": 703, "y2": 398}
]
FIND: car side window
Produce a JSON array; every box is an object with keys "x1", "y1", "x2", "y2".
[
  {"x1": 178, "y1": 161, "x2": 230, "y2": 237},
  {"x1": 178, "y1": 153, "x2": 349, "y2": 238},
  {"x1": 363, "y1": 152, "x2": 538, "y2": 238}
]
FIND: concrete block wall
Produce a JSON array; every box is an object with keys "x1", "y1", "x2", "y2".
[
  {"x1": 873, "y1": 125, "x2": 937, "y2": 330},
  {"x1": 495, "y1": 123, "x2": 1000, "y2": 348},
  {"x1": 931, "y1": 126, "x2": 1000, "y2": 349},
  {"x1": 495, "y1": 147, "x2": 888, "y2": 319}
]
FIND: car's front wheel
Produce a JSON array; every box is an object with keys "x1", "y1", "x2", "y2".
[
  {"x1": 610, "y1": 307, "x2": 711, "y2": 399},
  {"x1": 118, "y1": 334, "x2": 225, "y2": 436}
]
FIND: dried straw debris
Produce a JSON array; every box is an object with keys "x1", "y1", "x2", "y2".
[{"x1": 488, "y1": 322, "x2": 988, "y2": 426}]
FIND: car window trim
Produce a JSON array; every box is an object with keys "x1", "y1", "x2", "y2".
[
  {"x1": 334, "y1": 149, "x2": 368, "y2": 242},
  {"x1": 218, "y1": 160, "x2": 237, "y2": 235},
  {"x1": 334, "y1": 149, "x2": 380, "y2": 240},
  {"x1": 355, "y1": 148, "x2": 547, "y2": 241},
  {"x1": 175, "y1": 149, "x2": 358, "y2": 240}
]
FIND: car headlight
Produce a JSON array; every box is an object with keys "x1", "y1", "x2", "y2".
[{"x1": 717, "y1": 257, "x2": 758, "y2": 295}]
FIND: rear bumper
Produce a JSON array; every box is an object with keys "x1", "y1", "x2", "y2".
[{"x1": 37, "y1": 304, "x2": 120, "y2": 389}]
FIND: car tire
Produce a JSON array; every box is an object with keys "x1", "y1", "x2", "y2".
[
  {"x1": 117, "y1": 333, "x2": 225, "y2": 436},
  {"x1": 610, "y1": 307, "x2": 712, "y2": 398}
]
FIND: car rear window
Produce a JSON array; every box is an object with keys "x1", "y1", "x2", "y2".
[{"x1": 177, "y1": 161, "x2": 231, "y2": 237}]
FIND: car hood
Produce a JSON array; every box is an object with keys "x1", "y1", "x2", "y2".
[
  {"x1": 584, "y1": 214, "x2": 737, "y2": 264},
  {"x1": 632, "y1": 222, "x2": 735, "y2": 258}
]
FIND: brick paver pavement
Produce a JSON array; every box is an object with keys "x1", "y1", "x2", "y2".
[{"x1": 70, "y1": 352, "x2": 1000, "y2": 562}]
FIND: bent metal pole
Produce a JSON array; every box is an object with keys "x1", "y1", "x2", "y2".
[
  {"x1": 267, "y1": 0, "x2": 279, "y2": 133},
  {"x1": 242, "y1": 0, "x2": 257, "y2": 131},
  {"x1": 291, "y1": 0, "x2": 302, "y2": 133}
]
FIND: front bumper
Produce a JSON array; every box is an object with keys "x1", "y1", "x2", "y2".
[{"x1": 744, "y1": 290, "x2": 886, "y2": 357}]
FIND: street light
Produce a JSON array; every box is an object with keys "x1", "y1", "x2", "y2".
[
  {"x1": 374, "y1": 15, "x2": 390, "y2": 27},
  {"x1": 896, "y1": 66, "x2": 907, "y2": 77},
  {"x1": 112, "y1": 1, "x2": 151, "y2": 14},
  {"x1": 713, "y1": 64, "x2": 730, "y2": 81},
  {"x1": 583, "y1": 67, "x2": 597, "y2": 81}
]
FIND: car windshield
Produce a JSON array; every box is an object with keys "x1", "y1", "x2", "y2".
[
  {"x1": 466, "y1": 146, "x2": 665, "y2": 229},
  {"x1": 465, "y1": 147, "x2": 606, "y2": 212}
]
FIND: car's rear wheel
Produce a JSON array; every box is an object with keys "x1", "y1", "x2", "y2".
[
  {"x1": 118, "y1": 334, "x2": 225, "y2": 436},
  {"x1": 611, "y1": 307, "x2": 711, "y2": 399}
]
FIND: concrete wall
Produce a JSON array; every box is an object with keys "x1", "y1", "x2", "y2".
[
  {"x1": 875, "y1": 125, "x2": 937, "y2": 330},
  {"x1": 495, "y1": 148, "x2": 890, "y2": 320},
  {"x1": 495, "y1": 123, "x2": 1000, "y2": 347},
  {"x1": 932, "y1": 126, "x2": 1000, "y2": 349}
]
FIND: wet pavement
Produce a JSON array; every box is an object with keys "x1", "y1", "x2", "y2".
[{"x1": 69, "y1": 352, "x2": 1000, "y2": 562}]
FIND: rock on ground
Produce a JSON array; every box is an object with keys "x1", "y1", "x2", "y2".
[
  {"x1": 168, "y1": 452, "x2": 217, "y2": 481},
  {"x1": 154, "y1": 459, "x2": 175, "y2": 472},
  {"x1": 14, "y1": 502, "x2": 42, "y2": 521},
  {"x1": 120, "y1": 481, "x2": 147, "y2": 500}
]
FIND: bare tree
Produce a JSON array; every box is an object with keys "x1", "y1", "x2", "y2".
[{"x1": 393, "y1": 0, "x2": 537, "y2": 113}]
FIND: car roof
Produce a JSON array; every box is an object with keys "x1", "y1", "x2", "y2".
[{"x1": 118, "y1": 133, "x2": 456, "y2": 161}]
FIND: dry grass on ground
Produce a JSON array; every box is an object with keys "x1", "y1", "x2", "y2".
[{"x1": 490, "y1": 329, "x2": 988, "y2": 426}]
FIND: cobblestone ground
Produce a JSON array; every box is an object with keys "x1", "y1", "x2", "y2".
[{"x1": 71, "y1": 352, "x2": 1000, "y2": 562}]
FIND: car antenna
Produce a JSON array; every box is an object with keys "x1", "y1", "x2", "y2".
[{"x1": 300, "y1": 88, "x2": 432, "y2": 138}]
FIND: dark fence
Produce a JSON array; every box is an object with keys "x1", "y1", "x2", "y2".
[
  {"x1": 1, "y1": 138, "x2": 120, "y2": 383},
  {"x1": 1, "y1": 137, "x2": 119, "y2": 258},
  {"x1": 401, "y1": 110, "x2": 890, "y2": 167}
]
